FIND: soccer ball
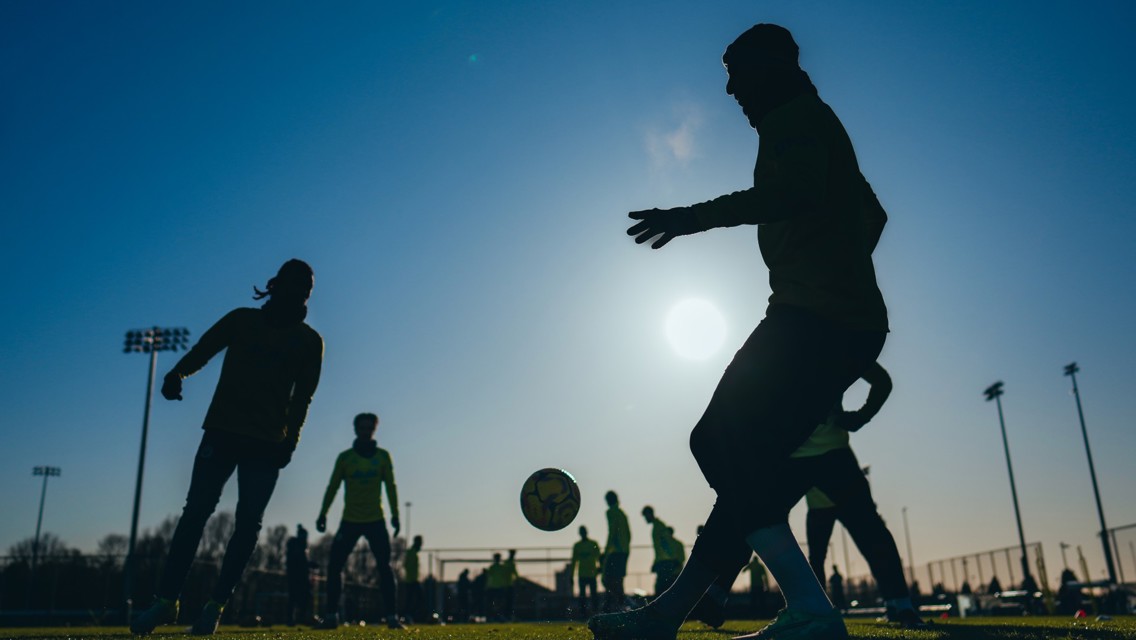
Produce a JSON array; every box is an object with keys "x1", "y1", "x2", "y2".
[{"x1": 520, "y1": 468, "x2": 581, "y2": 532}]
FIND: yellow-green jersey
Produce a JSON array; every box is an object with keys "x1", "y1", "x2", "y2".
[
  {"x1": 571, "y1": 538, "x2": 602, "y2": 578},
  {"x1": 170, "y1": 307, "x2": 323, "y2": 447},
  {"x1": 790, "y1": 413, "x2": 849, "y2": 459},
  {"x1": 403, "y1": 547, "x2": 420, "y2": 583},
  {"x1": 319, "y1": 445, "x2": 399, "y2": 524},
  {"x1": 503, "y1": 558, "x2": 519, "y2": 586},
  {"x1": 486, "y1": 562, "x2": 510, "y2": 589},
  {"x1": 805, "y1": 487, "x2": 835, "y2": 509},
  {"x1": 605, "y1": 507, "x2": 630, "y2": 555}
]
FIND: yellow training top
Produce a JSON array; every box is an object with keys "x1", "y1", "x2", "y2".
[
  {"x1": 571, "y1": 538, "x2": 602, "y2": 578},
  {"x1": 319, "y1": 444, "x2": 399, "y2": 524}
]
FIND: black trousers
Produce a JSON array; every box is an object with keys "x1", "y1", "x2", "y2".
[
  {"x1": 687, "y1": 305, "x2": 885, "y2": 575},
  {"x1": 325, "y1": 520, "x2": 397, "y2": 618},
  {"x1": 158, "y1": 431, "x2": 280, "y2": 604},
  {"x1": 797, "y1": 448, "x2": 909, "y2": 600}
]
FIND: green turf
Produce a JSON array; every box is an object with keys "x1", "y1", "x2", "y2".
[{"x1": 3, "y1": 618, "x2": 1135, "y2": 640}]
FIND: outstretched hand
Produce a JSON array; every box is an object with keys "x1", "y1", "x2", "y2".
[
  {"x1": 391, "y1": 517, "x2": 401, "y2": 537},
  {"x1": 161, "y1": 371, "x2": 183, "y2": 401},
  {"x1": 627, "y1": 207, "x2": 700, "y2": 249},
  {"x1": 316, "y1": 516, "x2": 327, "y2": 534}
]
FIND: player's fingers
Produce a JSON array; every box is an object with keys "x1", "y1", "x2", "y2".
[
  {"x1": 633, "y1": 229, "x2": 662, "y2": 245},
  {"x1": 627, "y1": 220, "x2": 651, "y2": 236},
  {"x1": 628, "y1": 208, "x2": 657, "y2": 221},
  {"x1": 651, "y1": 233, "x2": 675, "y2": 249}
]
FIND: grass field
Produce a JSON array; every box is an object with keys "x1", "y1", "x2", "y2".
[{"x1": 3, "y1": 618, "x2": 1136, "y2": 640}]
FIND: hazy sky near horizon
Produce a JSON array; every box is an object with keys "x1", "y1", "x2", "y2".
[{"x1": 3, "y1": 1, "x2": 1135, "y2": 589}]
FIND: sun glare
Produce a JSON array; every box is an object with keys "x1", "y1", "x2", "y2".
[{"x1": 665, "y1": 298, "x2": 727, "y2": 360}]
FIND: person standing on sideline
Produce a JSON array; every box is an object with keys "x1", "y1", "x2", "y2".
[
  {"x1": 591, "y1": 22, "x2": 890, "y2": 640},
  {"x1": 503, "y1": 549, "x2": 520, "y2": 620},
  {"x1": 570, "y1": 526, "x2": 603, "y2": 618},
  {"x1": 403, "y1": 535, "x2": 424, "y2": 623},
  {"x1": 485, "y1": 553, "x2": 508, "y2": 620},
  {"x1": 642, "y1": 506, "x2": 679, "y2": 596},
  {"x1": 286, "y1": 524, "x2": 315, "y2": 626},
  {"x1": 316, "y1": 412, "x2": 404, "y2": 630},
  {"x1": 602, "y1": 491, "x2": 631, "y2": 612},
  {"x1": 130, "y1": 259, "x2": 323, "y2": 637}
]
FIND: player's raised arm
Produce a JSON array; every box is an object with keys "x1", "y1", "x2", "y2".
[{"x1": 160, "y1": 309, "x2": 242, "y2": 400}]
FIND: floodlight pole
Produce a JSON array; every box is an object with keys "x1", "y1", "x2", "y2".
[
  {"x1": 122, "y1": 326, "x2": 189, "y2": 618},
  {"x1": 405, "y1": 501, "x2": 412, "y2": 541},
  {"x1": 30, "y1": 466, "x2": 61, "y2": 607},
  {"x1": 983, "y1": 381, "x2": 1032, "y2": 587},
  {"x1": 1064, "y1": 363, "x2": 1117, "y2": 584}
]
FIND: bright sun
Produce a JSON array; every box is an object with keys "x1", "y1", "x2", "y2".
[{"x1": 665, "y1": 298, "x2": 727, "y2": 360}]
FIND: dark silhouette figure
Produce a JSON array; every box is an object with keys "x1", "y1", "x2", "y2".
[
  {"x1": 571, "y1": 526, "x2": 602, "y2": 618},
  {"x1": 473, "y1": 568, "x2": 488, "y2": 619},
  {"x1": 316, "y1": 412, "x2": 403, "y2": 629},
  {"x1": 828, "y1": 565, "x2": 846, "y2": 610},
  {"x1": 503, "y1": 549, "x2": 519, "y2": 620},
  {"x1": 286, "y1": 524, "x2": 314, "y2": 626},
  {"x1": 590, "y1": 23, "x2": 889, "y2": 640},
  {"x1": 601, "y1": 491, "x2": 631, "y2": 612},
  {"x1": 403, "y1": 535, "x2": 424, "y2": 622},
  {"x1": 456, "y1": 569, "x2": 472, "y2": 621},
  {"x1": 642, "y1": 506, "x2": 680, "y2": 596},
  {"x1": 131, "y1": 259, "x2": 323, "y2": 637}
]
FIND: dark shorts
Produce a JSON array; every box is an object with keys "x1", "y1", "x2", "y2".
[{"x1": 603, "y1": 552, "x2": 628, "y2": 579}]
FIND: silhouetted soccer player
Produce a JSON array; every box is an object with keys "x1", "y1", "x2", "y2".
[
  {"x1": 286, "y1": 524, "x2": 315, "y2": 626},
  {"x1": 130, "y1": 259, "x2": 323, "y2": 636},
  {"x1": 571, "y1": 526, "x2": 603, "y2": 618},
  {"x1": 590, "y1": 23, "x2": 889, "y2": 640},
  {"x1": 697, "y1": 362, "x2": 925, "y2": 630},
  {"x1": 403, "y1": 535, "x2": 424, "y2": 623},
  {"x1": 602, "y1": 491, "x2": 631, "y2": 612},
  {"x1": 316, "y1": 412, "x2": 404, "y2": 630},
  {"x1": 642, "y1": 506, "x2": 679, "y2": 596}
]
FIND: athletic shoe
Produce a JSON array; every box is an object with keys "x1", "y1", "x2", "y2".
[
  {"x1": 731, "y1": 608, "x2": 848, "y2": 640},
  {"x1": 130, "y1": 597, "x2": 179, "y2": 636},
  {"x1": 887, "y1": 607, "x2": 929, "y2": 630},
  {"x1": 689, "y1": 596, "x2": 727, "y2": 629},
  {"x1": 387, "y1": 615, "x2": 408, "y2": 629},
  {"x1": 190, "y1": 600, "x2": 224, "y2": 636},
  {"x1": 588, "y1": 606, "x2": 678, "y2": 640}
]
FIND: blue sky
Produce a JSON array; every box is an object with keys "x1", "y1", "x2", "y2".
[{"x1": 2, "y1": 1, "x2": 1135, "y2": 590}]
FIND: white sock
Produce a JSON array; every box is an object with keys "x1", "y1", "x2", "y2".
[
  {"x1": 746, "y1": 524, "x2": 833, "y2": 615},
  {"x1": 886, "y1": 597, "x2": 914, "y2": 612},
  {"x1": 648, "y1": 557, "x2": 718, "y2": 626}
]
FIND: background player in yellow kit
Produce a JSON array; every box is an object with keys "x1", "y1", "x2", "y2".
[{"x1": 316, "y1": 412, "x2": 403, "y2": 629}]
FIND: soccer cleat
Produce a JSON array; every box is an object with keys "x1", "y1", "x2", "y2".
[
  {"x1": 731, "y1": 607, "x2": 848, "y2": 640},
  {"x1": 887, "y1": 607, "x2": 929, "y2": 630},
  {"x1": 387, "y1": 614, "x2": 408, "y2": 629},
  {"x1": 190, "y1": 600, "x2": 224, "y2": 636},
  {"x1": 588, "y1": 606, "x2": 678, "y2": 640},
  {"x1": 689, "y1": 596, "x2": 727, "y2": 629},
  {"x1": 316, "y1": 612, "x2": 341, "y2": 630},
  {"x1": 130, "y1": 597, "x2": 179, "y2": 635}
]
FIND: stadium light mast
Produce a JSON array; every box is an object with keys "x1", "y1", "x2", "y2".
[
  {"x1": 983, "y1": 381, "x2": 1033, "y2": 587},
  {"x1": 122, "y1": 326, "x2": 189, "y2": 616},
  {"x1": 1064, "y1": 362, "x2": 1117, "y2": 584},
  {"x1": 30, "y1": 466, "x2": 61, "y2": 595}
]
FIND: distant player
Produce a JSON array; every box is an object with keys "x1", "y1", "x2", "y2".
[
  {"x1": 403, "y1": 535, "x2": 424, "y2": 622},
  {"x1": 131, "y1": 259, "x2": 323, "y2": 636},
  {"x1": 602, "y1": 491, "x2": 631, "y2": 612},
  {"x1": 591, "y1": 23, "x2": 890, "y2": 640},
  {"x1": 503, "y1": 549, "x2": 520, "y2": 620},
  {"x1": 641, "y1": 506, "x2": 678, "y2": 595},
  {"x1": 570, "y1": 526, "x2": 603, "y2": 617},
  {"x1": 286, "y1": 524, "x2": 314, "y2": 626},
  {"x1": 316, "y1": 412, "x2": 404, "y2": 630}
]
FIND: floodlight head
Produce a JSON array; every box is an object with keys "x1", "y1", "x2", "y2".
[
  {"x1": 983, "y1": 381, "x2": 1004, "y2": 401},
  {"x1": 1064, "y1": 362, "x2": 1079, "y2": 376}
]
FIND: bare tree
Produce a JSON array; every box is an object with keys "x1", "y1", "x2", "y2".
[
  {"x1": 258, "y1": 525, "x2": 289, "y2": 571},
  {"x1": 7, "y1": 532, "x2": 72, "y2": 562}
]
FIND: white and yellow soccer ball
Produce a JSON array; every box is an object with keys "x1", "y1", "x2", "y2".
[{"x1": 519, "y1": 468, "x2": 581, "y2": 532}]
